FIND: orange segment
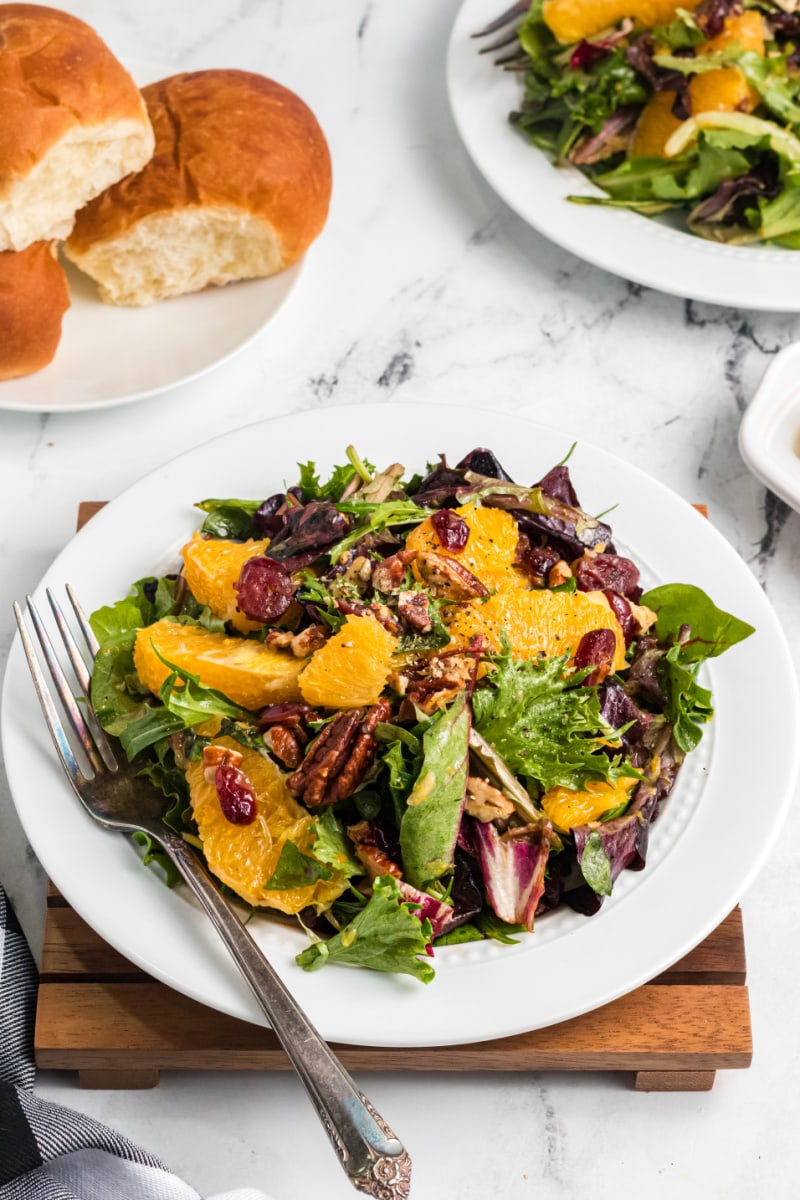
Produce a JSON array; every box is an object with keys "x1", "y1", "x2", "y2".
[
  {"x1": 186, "y1": 737, "x2": 346, "y2": 912},
  {"x1": 542, "y1": 777, "x2": 637, "y2": 834},
  {"x1": 447, "y1": 589, "x2": 627, "y2": 670},
  {"x1": 299, "y1": 614, "x2": 398, "y2": 709},
  {"x1": 689, "y1": 67, "x2": 756, "y2": 116},
  {"x1": 632, "y1": 92, "x2": 683, "y2": 158},
  {"x1": 542, "y1": 0, "x2": 699, "y2": 44},
  {"x1": 705, "y1": 10, "x2": 765, "y2": 54},
  {"x1": 404, "y1": 503, "x2": 526, "y2": 591},
  {"x1": 181, "y1": 532, "x2": 270, "y2": 634},
  {"x1": 134, "y1": 618, "x2": 306, "y2": 710}
]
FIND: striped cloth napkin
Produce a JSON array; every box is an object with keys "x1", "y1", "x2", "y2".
[{"x1": 0, "y1": 883, "x2": 274, "y2": 1200}]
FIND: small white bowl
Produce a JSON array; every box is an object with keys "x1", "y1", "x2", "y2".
[{"x1": 739, "y1": 342, "x2": 800, "y2": 514}]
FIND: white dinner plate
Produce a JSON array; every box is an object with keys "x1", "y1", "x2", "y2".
[
  {"x1": 0, "y1": 60, "x2": 304, "y2": 414},
  {"x1": 448, "y1": 0, "x2": 800, "y2": 311},
  {"x1": 3, "y1": 403, "x2": 797, "y2": 1045}
]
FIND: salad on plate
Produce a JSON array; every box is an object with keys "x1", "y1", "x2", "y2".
[
  {"x1": 89, "y1": 445, "x2": 753, "y2": 984},
  {"x1": 504, "y1": 0, "x2": 800, "y2": 244}
]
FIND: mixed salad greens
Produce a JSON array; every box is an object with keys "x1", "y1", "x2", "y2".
[
  {"x1": 506, "y1": 0, "x2": 800, "y2": 244},
  {"x1": 90, "y1": 446, "x2": 753, "y2": 984}
]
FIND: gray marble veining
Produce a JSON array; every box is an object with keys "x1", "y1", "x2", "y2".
[{"x1": 0, "y1": 2, "x2": 799, "y2": 1198}]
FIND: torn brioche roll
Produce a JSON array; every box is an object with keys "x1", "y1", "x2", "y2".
[
  {"x1": 64, "y1": 69, "x2": 333, "y2": 306},
  {"x1": 0, "y1": 4, "x2": 154, "y2": 252},
  {"x1": 0, "y1": 241, "x2": 70, "y2": 379}
]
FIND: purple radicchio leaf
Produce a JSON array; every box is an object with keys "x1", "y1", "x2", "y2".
[
  {"x1": 266, "y1": 501, "x2": 350, "y2": 570},
  {"x1": 467, "y1": 816, "x2": 552, "y2": 932},
  {"x1": 599, "y1": 679, "x2": 653, "y2": 746},
  {"x1": 396, "y1": 882, "x2": 454, "y2": 954},
  {"x1": 570, "y1": 105, "x2": 641, "y2": 166},
  {"x1": 689, "y1": 166, "x2": 781, "y2": 228},
  {"x1": 625, "y1": 36, "x2": 691, "y2": 117}
]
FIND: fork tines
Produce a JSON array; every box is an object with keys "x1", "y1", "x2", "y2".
[
  {"x1": 471, "y1": 0, "x2": 528, "y2": 39},
  {"x1": 14, "y1": 588, "x2": 117, "y2": 785}
]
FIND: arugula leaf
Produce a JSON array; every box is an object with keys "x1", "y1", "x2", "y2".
[
  {"x1": 660, "y1": 645, "x2": 715, "y2": 753},
  {"x1": 90, "y1": 633, "x2": 151, "y2": 736},
  {"x1": 132, "y1": 831, "x2": 182, "y2": 888},
  {"x1": 640, "y1": 583, "x2": 754, "y2": 662},
  {"x1": 311, "y1": 811, "x2": 362, "y2": 878},
  {"x1": 434, "y1": 922, "x2": 484, "y2": 946},
  {"x1": 295, "y1": 875, "x2": 435, "y2": 983},
  {"x1": 296, "y1": 572, "x2": 347, "y2": 632},
  {"x1": 580, "y1": 831, "x2": 613, "y2": 896},
  {"x1": 263, "y1": 841, "x2": 333, "y2": 890},
  {"x1": 472, "y1": 640, "x2": 639, "y2": 791},
  {"x1": 296, "y1": 454, "x2": 375, "y2": 502},
  {"x1": 475, "y1": 909, "x2": 527, "y2": 944},
  {"x1": 118, "y1": 643, "x2": 251, "y2": 759},
  {"x1": 329, "y1": 499, "x2": 431, "y2": 562}
]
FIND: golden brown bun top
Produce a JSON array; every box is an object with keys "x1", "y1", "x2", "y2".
[
  {"x1": 0, "y1": 240, "x2": 70, "y2": 379},
  {"x1": 0, "y1": 4, "x2": 149, "y2": 193},
  {"x1": 68, "y1": 69, "x2": 332, "y2": 265}
]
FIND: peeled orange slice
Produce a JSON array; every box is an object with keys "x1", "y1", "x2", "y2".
[
  {"x1": 181, "y1": 532, "x2": 270, "y2": 634},
  {"x1": 447, "y1": 589, "x2": 627, "y2": 670},
  {"x1": 542, "y1": 0, "x2": 700, "y2": 45},
  {"x1": 542, "y1": 777, "x2": 637, "y2": 833},
  {"x1": 299, "y1": 613, "x2": 398, "y2": 709},
  {"x1": 134, "y1": 618, "x2": 306, "y2": 710},
  {"x1": 186, "y1": 737, "x2": 346, "y2": 912},
  {"x1": 404, "y1": 502, "x2": 526, "y2": 592}
]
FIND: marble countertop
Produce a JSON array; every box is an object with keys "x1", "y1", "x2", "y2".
[{"x1": 1, "y1": 1, "x2": 799, "y2": 1197}]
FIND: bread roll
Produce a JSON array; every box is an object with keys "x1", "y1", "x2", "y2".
[
  {"x1": 0, "y1": 241, "x2": 70, "y2": 379},
  {"x1": 0, "y1": 5, "x2": 154, "y2": 252},
  {"x1": 64, "y1": 69, "x2": 332, "y2": 306}
]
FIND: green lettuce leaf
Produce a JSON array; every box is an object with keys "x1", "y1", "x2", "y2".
[
  {"x1": 263, "y1": 841, "x2": 333, "y2": 890},
  {"x1": 295, "y1": 875, "x2": 435, "y2": 983},
  {"x1": 580, "y1": 831, "x2": 613, "y2": 896},
  {"x1": 399, "y1": 694, "x2": 471, "y2": 888},
  {"x1": 640, "y1": 583, "x2": 754, "y2": 662},
  {"x1": 311, "y1": 811, "x2": 362, "y2": 878},
  {"x1": 472, "y1": 640, "x2": 639, "y2": 791}
]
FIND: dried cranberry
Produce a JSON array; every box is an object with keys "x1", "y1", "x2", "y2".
[
  {"x1": 573, "y1": 552, "x2": 640, "y2": 597},
  {"x1": 235, "y1": 556, "x2": 295, "y2": 623},
  {"x1": 520, "y1": 543, "x2": 560, "y2": 582},
  {"x1": 431, "y1": 508, "x2": 469, "y2": 552},
  {"x1": 215, "y1": 761, "x2": 257, "y2": 824},
  {"x1": 603, "y1": 589, "x2": 635, "y2": 645},
  {"x1": 569, "y1": 39, "x2": 611, "y2": 70},
  {"x1": 574, "y1": 628, "x2": 617, "y2": 686}
]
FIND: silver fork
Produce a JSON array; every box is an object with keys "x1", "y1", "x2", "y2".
[
  {"x1": 472, "y1": 0, "x2": 529, "y2": 69},
  {"x1": 13, "y1": 586, "x2": 412, "y2": 1200}
]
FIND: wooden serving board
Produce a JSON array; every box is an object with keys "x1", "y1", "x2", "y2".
[{"x1": 33, "y1": 503, "x2": 752, "y2": 1092}]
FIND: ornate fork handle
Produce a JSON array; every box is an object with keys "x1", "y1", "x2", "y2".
[{"x1": 159, "y1": 830, "x2": 412, "y2": 1199}]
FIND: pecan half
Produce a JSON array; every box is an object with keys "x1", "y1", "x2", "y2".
[
  {"x1": 264, "y1": 725, "x2": 303, "y2": 769},
  {"x1": 395, "y1": 644, "x2": 482, "y2": 714},
  {"x1": 347, "y1": 819, "x2": 403, "y2": 879},
  {"x1": 397, "y1": 590, "x2": 432, "y2": 632},
  {"x1": 287, "y1": 699, "x2": 391, "y2": 807},
  {"x1": 264, "y1": 625, "x2": 329, "y2": 657},
  {"x1": 414, "y1": 550, "x2": 489, "y2": 601},
  {"x1": 371, "y1": 549, "x2": 416, "y2": 594}
]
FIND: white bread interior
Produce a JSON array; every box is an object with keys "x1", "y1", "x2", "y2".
[
  {"x1": 65, "y1": 205, "x2": 284, "y2": 306},
  {"x1": 0, "y1": 119, "x2": 154, "y2": 253}
]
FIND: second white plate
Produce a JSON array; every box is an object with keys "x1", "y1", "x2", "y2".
[
  {"x1": 447, "y1": 0, "x2": 800, "y2": 310},
  {"x1": 0, "y1": 59, "x2": 304, "y2": 413}
]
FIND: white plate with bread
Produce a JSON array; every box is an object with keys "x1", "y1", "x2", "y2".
[{"x1": 0, "y1": 8, "x2": 332, "y2": 413}]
